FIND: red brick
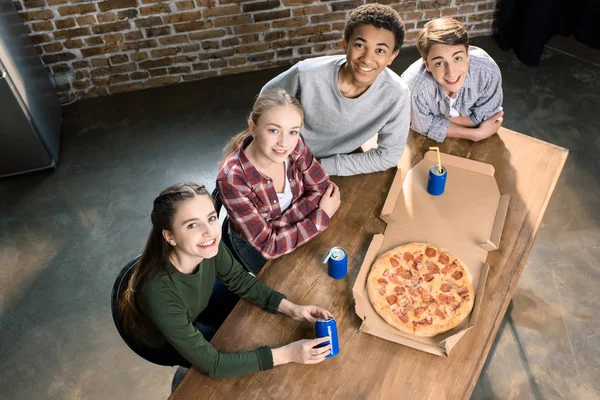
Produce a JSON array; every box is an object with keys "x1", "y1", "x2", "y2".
[
  {"x1": 162, "y1": 11, "x2": 201, "y2": 24},
  {"x1": 53, "y1": 27, "x2": 91, "y2": 40},
  {"x1": 180, "y1": 44, "x2": 200, "y2": 53},
  {"x1": 109, "y1": 82, "x2": 143, "y2": 94},
  {"x1": 108, "y1": 54, "x2": 128, "y2": 64},
  {"x1": 75, "y1": 70, "x2": 90, "y2": 79},
  {"x1": 248, "y1": 51, "x2": 274, "y2": 62},
  {"x1": 168, "y1": 65, "x2": 191, "y2": 74},
  {"x1": 73, "y1": 80, "x2": 91, "y2": 90},
  {"x1": 103, "y1": 33, "x2": 125, "y2": 43},
  {"x1": 221, "y1": 37, "x2": 240, "y2": 47},
  {"x1": 23, "y1": 0, "x2": 45, "y2": 6},
  {"x1": 189, "y1": 27, "x2": 227, "y2": 40},
  {"x1": 276, "y1": 48, "x2": 293, "y2": 58},
  {"x1": 182, "y1": 71, "x2": 218, "y2": 81},
  {"x1": 118, "y1": 9, "x2": 138, "y2": 19},
  {"x1": 43, "y1": 43, "x2": 64, "y2": 53},
  {"x1": 130, "y1": 51, "x2": 149, "y2": 61},
  {"x1": 55, "y1": 18, "x2": 75, "y2": 29},
  {"x1": 201, "y1": 40, "x2": 219, "y2": 50},
  {"x1": 282, "y1": 0, "x2": 313, "y2": 5},
  {"x1": 271, "y1": 16, "x2": 307, "y2": 29},
  {"x1": 92, "y1": 21, "x2": 131, "y2": 34},
  {"x1": 213, "y1": 15, "x2": 251, "y2": 27},
  {"x1": 98, "y1": 13, "x2": 117, "y2": 23},
  {"x1": 57, "y1": 4, "x2": 97, "y2": 17},
  {"x1": 134, "y1": 16, "x2": 161, "y2": 28},
  {"x1": 81, "y1": 44, "x2": 120, "y2": 57},
  {"x1": 173, "y1": 21, "x2": 212, "y2": 33},
  {"x1": 297, "y1": 46, "x2": 311, "y2": 55},
  {"x1": 139, "y1": 4, "x2": 171, "y2": 16},
  {"x1": 192, "y1": 62, "x2": 209, "y2": 70},
  {"x1": 331, "y1": 21, "x2": 345, "y2": 30},
  {"x1": 125, "y1": 31, "x2": 144, "y2": 40},
  {"x1": 149, "y1": 68, "x2": 166, "y2": 77},
  {"x1": 477, "y1": 2, "x2": 497, "y2": 11},
  {"x1": 240, "y1": 34, "x2": 259, "y2": 44},
  {"x1": 145, "y1": 25, "x2": 171, "y2": 37},
  {"x1": 151, "y1": 47, "x2": 181, "y2": 57},
  {"x1": 265, "y1": 31, "x2": 285, "y2": 42},
  {"x1": 289, "y1": 24, "x2": 329, "y2": 38},
  {"x1": 73, "y1": 60, "x2": 90, "y2": 68},
  {"x1": 292, "y1": 5, "x2": 328, "y2": 16},
  {"x1": 159, "y1": 35, "x2": 189, "y2": 45},
  {"x1": 197, "y1": 48, "x2": 234, "y2": 60},
  {"x1": 42, "y1": 52, "x2": 76, "y2": 64},
  {"x1": 98, "y1": 0, "x2": 137, "y2": 12},
  {"x1": 175, "y1": 1, "x2": 195, "y2": 11},
  {"x1": 234, "y1": 23, "x2": 269, "y2": 34},
  {"x1": 331, "y1": 0, "x2": 362, "y2": 12},
  {"x1": 310, "y1": 12, "x2": 345, "y2": 24},
  {"x1": 107, "y1": 74, "x2": 129, "y2": 84},
  {"x1": 308, "y1": 32, "x2": 339, "y2": 43},
  {"x1": 235, "y1": 43, "x2": 269, "y2": 54},
  {"x1": 141, "y1": 0, "x2": 170, "y2": 3},
  {"x1": 121, "y1": 39, "x2": 157, "y2": 50},
  {"x1": 458, "y1": 5, "x2": 475, "y2": 13},
  {"x1": 209, "y1": 60, "x2": 227, "y2": 68},
  {"x1": 228, "y1": 57, "x2": 246, "y2": 66},
  {"x1": 254, "y1": 9, "x2": 290, "y2": 22},
  {"x1": 31, "y1": 21, "x2": 53, "y2": 32},
  {"x1": 86, "y1": 36, "x2": 104, "y2": 46},
  {"x1": 222, "y1": 65, "x2": 255, "y2": 75},
  {"x1": 417, "y1": 0, "x2": 451, "y2": 10},
  {"x1": 20, "y1": 10, "x2": 54, "y2": 21},
  {"x1": 111, "y1": 63, "x2": 137, "y2": 73},
  {"x1": 64, "y1": 39, "x2": 84, "y2": 48},
  {"x1": 46, "y1": 0, "x2": 67, "y2": 5},
  {"x1": 76, "y1": 15, "x2": 96, "y2": 26},
  {"x1": 441, "y1": 7, "x2": 458, "y2": 16},
  {"x1": 403, "y1": 12, "x2": 422, "y2": 21},
  {"x1": 468, "y1": 11, "x2": 497, "y2": 22},
  {"x1": 139, "y1": 57, "x2": 173, "y2": 69},
  {"x1": 455, "y1": 0, "x2": 479, "y2": 3},
  {"x1": 130, "y1": 71, "x2": 149, "y2": 79},
  {"x1": 204, "y1": 4, "x2": 239, "y2": 17},
  {"x1": 242, "y1": 0, "x2": 279, "y2": 12},
  {"x1": 146, "y1": 76, "x2": 180, "y2": 87},
  {"x1": 173, "y1": 54, "x2": 197, "y2": 63}
]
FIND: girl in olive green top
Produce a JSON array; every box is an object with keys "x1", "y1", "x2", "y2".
[{"x1": 120, "y1": 183, "x2": 332, "y2": 379}]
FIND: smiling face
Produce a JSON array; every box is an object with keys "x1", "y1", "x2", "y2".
[
  {"x1": 163, "y1": 194, "x2": 221, "y2": 263},
  {"x1": 248, "y1": 105, "x2": 302, "y2": 166},
  {"x1": 342, "y1": 24, "x2": 399, "y2": 87},
  {"x1": 424, "y1": 43, "x2": 469, "y2": 96}
]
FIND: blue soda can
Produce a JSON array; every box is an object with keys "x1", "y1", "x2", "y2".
[
  {"x1": 324, "y1": 247, "x2": 347, "y2": 279},
  {"x1": 315, "y1": 318, "x2": 339, "y2": 358},
  {"x1": 427, "y1": 165, "x2": 447, "y2": 196}
]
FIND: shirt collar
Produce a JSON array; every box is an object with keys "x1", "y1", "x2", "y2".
[{"x1": 237, "y1": 135, "x2": 302, "y2": 185}]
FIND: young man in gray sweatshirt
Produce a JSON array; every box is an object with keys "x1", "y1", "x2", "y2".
[{"x1": 260, "y1": 4, "x2": 410, "y2": 177}]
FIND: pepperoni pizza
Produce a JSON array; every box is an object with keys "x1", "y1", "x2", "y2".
[{"x1": 367, "y1": 243, "x2": 475, "y2": 337}]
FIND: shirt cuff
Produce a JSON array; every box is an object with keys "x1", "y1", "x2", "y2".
[
  {"x1": 319, "y1": 156, "x2": 338, "y2": 176},
  {"x1": 266, "y1": 291, "x2": 286, "y2": 313},
  {"x1": 469, "y1": 113, "x2": 481, "y2": 127},
  {"x1": 428, "y1": 118, "x2": 451, "y2": 143},
  {"x1": 256, "y1": 346, "x2": 274, "y2": 371}
]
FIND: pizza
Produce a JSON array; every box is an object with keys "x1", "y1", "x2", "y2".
[{"x1": 366, "y1": 243, "x2": 474, "y2": 337}]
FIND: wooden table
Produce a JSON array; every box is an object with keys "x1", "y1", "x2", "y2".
[{"x1": 171, "y1": 128, "x2": 568, "y2": 400}]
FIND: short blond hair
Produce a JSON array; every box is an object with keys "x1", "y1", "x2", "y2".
[{"x1": 416, "y1": 18, "x2": 469, "y2": 59}]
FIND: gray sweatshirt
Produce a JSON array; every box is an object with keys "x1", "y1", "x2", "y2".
[{"x1": 261, "y1": 56, "x2": 410, "y2": 176}]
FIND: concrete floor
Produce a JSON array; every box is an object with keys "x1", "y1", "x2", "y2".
[{"x1": 0, "y1": 35, "x2": 598, "y2": 400}]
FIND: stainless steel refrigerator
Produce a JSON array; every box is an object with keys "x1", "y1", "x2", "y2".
[{"x1": 0, "y1": 0, "x2": 62, "y2": 178}]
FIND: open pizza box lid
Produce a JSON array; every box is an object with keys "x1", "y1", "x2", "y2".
[{"x1": 352, "y1": 150, "x2": 510, "y2": 357}]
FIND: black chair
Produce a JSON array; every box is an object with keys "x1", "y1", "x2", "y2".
[
  {"x1": 211, "y1": 187, "x2": 244, "y2": 267},
  {"x1": 111, "y1": 256, "x2": 188, "y2": 367}
]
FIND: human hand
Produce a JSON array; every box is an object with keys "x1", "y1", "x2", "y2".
[
  {"x1": 287, "y1": 304, "x2": 333, "y2": 323},
  {"x1": 470, "y1": 111, "x2": 504, "y2": 141},
  {"x1": 272, "y1": 337, "x2": 332, "y2": 365},
  {"x1": 319, "y1": 182, "x2": 341, "y2": 218}
]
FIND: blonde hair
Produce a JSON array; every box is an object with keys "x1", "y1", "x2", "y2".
[
  {"x1": 222, "y1": 88, "x2": 304, "y2": 164},
  {"x1": 416, "y1": 18, "x2": 469, "y2": 59}
]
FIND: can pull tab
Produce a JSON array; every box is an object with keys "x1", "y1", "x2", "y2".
[{"x1": 323, "y1": 248, "x2": 335, "y2": 264}]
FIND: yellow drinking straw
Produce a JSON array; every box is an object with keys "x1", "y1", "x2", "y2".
[{"x1": 429, "y1": 147, "x2": 443, "y2": 174}]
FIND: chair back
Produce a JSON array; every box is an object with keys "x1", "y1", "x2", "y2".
[
  {"x1": 211, "y1": 187, "x2": 244, "y2": 266},
  {"x1": 111, "y1": 256, "x2": 185, "y2": 367}
]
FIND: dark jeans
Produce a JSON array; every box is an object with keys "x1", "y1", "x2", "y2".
[{"x1": 228, "y1": 225, "x2": 267, "y2": 276}]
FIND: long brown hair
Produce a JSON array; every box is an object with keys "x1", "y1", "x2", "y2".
[
  {"x1": 221, "y1": 88, "x2": 304, "y2": 165},
  {"x1": 120, "y1": 183, "x2": 211, "y2": 344}
]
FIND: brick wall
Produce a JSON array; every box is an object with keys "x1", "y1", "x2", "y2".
[{"x1": 14, "y1": 0, "x2": 500, "y2": 103}]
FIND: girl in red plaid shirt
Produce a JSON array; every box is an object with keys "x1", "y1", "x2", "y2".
[{"x1": 217, "y1": 89, "x2": 341, "y2": 274}]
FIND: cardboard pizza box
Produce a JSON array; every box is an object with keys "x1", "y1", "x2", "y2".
[{"x1": 353, "y1": 150, "x2": 510, "y2": 357}]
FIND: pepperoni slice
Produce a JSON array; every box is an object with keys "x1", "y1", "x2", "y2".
[
  {"x1": 390, "y1": 258, "x2": 399, "y2": 268},
  {"x1": 386, "y1": 295, "x2": 397, "y2": 305},
  {"x1": 438, "y1": 294, "x2": 456, "y2": 304},
  {"x1": 400, "y1": 270, "x2": 412, "y2": 279},
  {"x1": 452, "y1": 271, "x2": 463, "y2": 280},
  {"x1": 451, "y1": 303, "x2": 461, "y2": 310},
  {"x1": 414, "y1": 252, "x2": 424, "y2": 262},
  {"x1": 457, "y1": 287, "x2": 468, "y2": 295},
  {"x1": 438, "y1": 253, "x2": 450, "y2": 265},
  {"x1": 403, "y1": 252, "x2": 414, "y2": 261},
  {"x1": 383, "y1": 269, "x2": 390, "y2": 277},
  {"x1": 442, "y1": 263, "x2": 456, "y2": 274},
  {"x1": 423, "y1": 273, "x2": 434, "y2": 282},
  {"x1": 435, "y1": 308, "x2": 446, "y2": 319},
  {"x1": 378, "y1": 286, "x2": 386, "y2": 296},
  {"x1": 377, "y1": 278, "x2": 388, "y2": 285},
  {"x1": 440, "y1": 283, "x2": 451, "y2": 292},
  {"x1": 425, "y1": 247, "x2": 437, "y2": 257},
  {"x1": 413, "y1": 307, "x2": 426, "y2": 318}
]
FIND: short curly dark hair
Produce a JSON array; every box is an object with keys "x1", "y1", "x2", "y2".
[{"x1": 344, "y1": 3, "x2": 405, "y2": 52}]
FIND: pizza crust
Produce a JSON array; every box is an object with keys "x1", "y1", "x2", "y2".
[{"x1": 367, "y1": 243, "x2": 475, "y2": 337}]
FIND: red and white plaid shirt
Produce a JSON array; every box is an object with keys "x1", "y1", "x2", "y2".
[{"x1": 217, "y1": 135, "x2": 331, "y2": 260}]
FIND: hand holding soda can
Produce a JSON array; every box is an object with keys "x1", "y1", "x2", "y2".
[{"x1": 315, "y1": 318, "x2": 340, "y2": 358}]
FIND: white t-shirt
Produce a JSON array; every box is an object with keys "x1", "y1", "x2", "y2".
[
  {"x1": 276, "y1": 158, "x2": 293, "y2": 212},
  {"x1": 447, "y1": 94, "x2": 460, "y2": 118}
]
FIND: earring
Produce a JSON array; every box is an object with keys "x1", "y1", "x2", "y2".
[{"x1": 170, "y1": 241, "x2": 176, "y2": 246}]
